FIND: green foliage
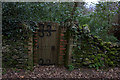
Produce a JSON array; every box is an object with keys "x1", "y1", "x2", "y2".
[
  {"x1": 89, "y1": 61, "x2": 104, "y2": 70},
  {"x1": 68, "y1": 65, "x2": 74, "y2": 71},
  {"x1": 2, "y1": 2, "x2": 120, "y2": 69},
  {"x1": 2, "y1": 2, "x2": 119, "y2": 40},
  {"x1": 2, "y1": 68, "x2": 7, "y2": 75},
  {"x1": 71, "y1": 24, "x2": 120, "y2": 70},
  {"x1": 87, "y1": 2, "x2": 119, "y2": 42},
  {"x1": 2, "y1": 22, "x2": 31, "y2": 68}
]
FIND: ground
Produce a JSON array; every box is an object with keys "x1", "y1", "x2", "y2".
[{"x1": 2, "y1": 65, "x2": 120, "y2": 79}]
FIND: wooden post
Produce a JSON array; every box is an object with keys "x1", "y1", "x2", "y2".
[
  {"x1": 65, "y1": 31, "x2": 74, "y2": 68},
  {"x1": 64, "y1": 30, "x2": 70, "y2": 68},
  {"x1": 68, "y1": 37, "x2": 74, "y2": 65}
]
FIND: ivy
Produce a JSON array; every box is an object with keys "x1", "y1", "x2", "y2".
[{"x1": 70, "y1": 24, "x2": 120, "y2": 70}]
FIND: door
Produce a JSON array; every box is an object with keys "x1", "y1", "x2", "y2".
[{"x1": 34, "y1": 22, "x2": 59, "y2": 65}]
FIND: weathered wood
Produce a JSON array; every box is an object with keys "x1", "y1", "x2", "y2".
[
  {"x1": 68, "y1": 37, "x2": 74, "y2": 65},
  {"x1": 64, "y1": 30, "x2": 70, "y2": 67},
  {"x1": 34, "y1": 22, "x2": 59, "y2": 65},
  {"x1": 64, "y1": 30, "x2": 77, "y2": 67}
]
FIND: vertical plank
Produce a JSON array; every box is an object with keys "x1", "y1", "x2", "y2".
[
  {"x1": 68, "y1": 37, "x2": 74, "y2": 65},
  {"x1": 36, "y1": 22, "x2": 59, "y2": 65},
  {"x1": 64, "y1": 30, "x2": 70, "y2": 67},
  {"x1": 56, "y1": 23, "x2": 60, "y2": 65}
]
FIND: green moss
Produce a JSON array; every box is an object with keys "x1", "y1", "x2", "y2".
[
  {"x1": 94, "y1": 36, "x2": 98, "y2": 38},
  {"x1": 71, "y1": 24, "x2": 120, "y2": 70},
  {"x1": 106, "y1": 48, "x2": 110, "y2": 51},
  {"x1": 100, "y1": 42, "x2": 104, "y2": 46},
  {"x1": 79, "y1": 26, "x2": 82, "y2": 30},
  {"x1": 111, "y1": 48, "x2": 116, "y2": 51},
  {"x1": 109, "y1": 52, "x2": 115, "y2": 55},
  {"x1": 109, "y1": 61, "x2": 114, "y2": 66},
  {"x1": 91, "y1": 55, "x2": 95, "y2": 58},
  {"x1": 98, "y1": 39, "x2": 102, "y2": 42}
]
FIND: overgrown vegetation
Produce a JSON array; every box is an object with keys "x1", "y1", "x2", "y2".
[
  {"x1": 2, "y1": 22, "x2": 32, "y2": 68},
  {"x1": 70, "y1": 24, "x2": 120, "y2": 70},
  {"x1": 2, "y1": 2, "x2": 120, "y2": 70}
]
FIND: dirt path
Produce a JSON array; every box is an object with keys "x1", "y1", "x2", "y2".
[{"x1": 2, "y1": 65, "x2": 120, "y2": 79}]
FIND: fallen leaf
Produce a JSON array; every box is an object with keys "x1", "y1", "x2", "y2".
[{"x1": 20, "y1": 76, "x2": 24, "y2": 78}]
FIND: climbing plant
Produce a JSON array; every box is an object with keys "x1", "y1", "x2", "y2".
[
  {"x1": 70, "y1": 24, "x2": 120, "y2": 70},
  {"x1": 2, "y1": 2, "x2": 75, "y2": 68},
  {"x1": 2, "y1": 2, "x2": 120, "y2": 69}
]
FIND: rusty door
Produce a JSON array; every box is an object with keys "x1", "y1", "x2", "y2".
[{"x1": 34, "y1": 22, "x2": 60, "y2": 65}]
